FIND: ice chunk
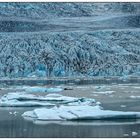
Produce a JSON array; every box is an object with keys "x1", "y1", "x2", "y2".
[
  {"x1": 23, "y1": 86, "x2": 63, "y2": 93},
  {"x1": 16, "y1": 86, "x2": 63, "y2": 93},
  {"x1": 22, "y1": 105, "x2": 140, "y2": 121},
  {"x1": 0, "y1": 99, "x2": 54, "y2": 107},
  {"x1": 24, "y1": 86, "x2": 47, "y2": 93},
  {"x1": 130, "y1": 95, "x2": 140, "y2": 99},
  {"x1": 0, "y1": 92, "x2": 54, "y2": 107},
  {"x1": 49, "y1": 88, "x2": 63, "y2": 92},
  {"x1": 132, "y1": 132, "x2": 138, "y2": 136},
  {"x1": 1, "y1": 92, "x2": 37, "y2": 101},
  {"x1": 0, "y1": 92, "x2": 95, "y2": 107},
  {"x1": 93, "y1": 91, "x2": 115, "y2": 95},
  {"x1": 123, "y1": 134, "x2": 129, "y2": 137},
  {"x1": 120, "y1": 105, "x2": 126, "y2": 108}
]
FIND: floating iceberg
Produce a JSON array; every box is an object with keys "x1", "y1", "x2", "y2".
[
  {"x1": 22, "y1": 105, "x2": 140, "y2": 121},
  {"x1": 0, "y1": 92, "x2": 55, "y2": 107},
  {"x1": 0, "y1": 92, "x2": 95, "y2": 107},
  {"x1": 15, "y1": 86, "x2": 63, "y2": 93}
]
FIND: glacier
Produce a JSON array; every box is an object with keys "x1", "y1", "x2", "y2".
[
  {"x1": 0, "y1": 3, "x2": 139, "y2": 78},
  {"x1": 0, "y1": 29, "x2": 140, "y2": 78}
]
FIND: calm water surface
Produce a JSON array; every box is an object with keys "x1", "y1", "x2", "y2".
[{"x1": 0, "y1": 79, "x2": 140, "y2": 138}]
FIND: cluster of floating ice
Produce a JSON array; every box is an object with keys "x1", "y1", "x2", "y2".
[
  {"x1": 1, "y1": 85, "x2": 140, "y2": 121},
  {"x1": 0, "y1": 92, "x2": 95, "y2": 107}
]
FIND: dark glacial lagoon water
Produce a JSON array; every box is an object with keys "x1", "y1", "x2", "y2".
[
  {"x1": 0, "y1": 108, "x2": 140, "y2": 138},
  {"x1": 0, "y1": 78, "x2": 140, "y2": 138},
  {"x1": 0, "y1": 77, "x2": 140, "y2": 86}
]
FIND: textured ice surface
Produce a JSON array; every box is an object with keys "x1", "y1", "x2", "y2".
[
  {"x1": 22, "y1": 105, "x2": 140, "y2": 121},
  {"x1": 0, "y1": 92, "x2": 95, "y2": 107},
  {"x1": 0, "y1": 3, "x2": 139, "y2": 78},
  {"x1": 0, "y1": 3, "x2": 139, "y2": 20}
]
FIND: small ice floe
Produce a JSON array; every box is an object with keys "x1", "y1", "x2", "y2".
[
  {"x1": 0, "y1": 92, "x2": 95, "y2": 107},
  {"x1": 76, "y1": 86, "x2": 89, "y2": 89},
  {"x1": 93, "y1": 91, "x2": 115, "y2": 95},
  {"x1": 13, "y1": 111, "x2": 18, "y2": 116},
  {"x1": 23, "y1": 86, "x2": 63, "y2": 93},
  {"x1": 9, "y1": 111, "x2": 18, "y2": 115},
  {"x1": 15, "y1": 86, "x2": 63, "y2": 93},
  {"x1": 0, "y1": 92, "x2": 55, "y2": 107},
  {"x1": 123, "y1": 134, "x2": 129, "y2": 137},
  {"x1": 130, "y1": 95, "x2": 140, "y2": 99},
  {"x1": 133, "y1": 87, "x2": 140, "y2": 89},
  {"x1": 120, "y1": 105, "x2": 126, "y2": 108},
  {"x1": 132, "y1": 132, "x2": 138, "y2": 136},
  {"x1": 22, "y1": 105, "x2": 140, "y2": 121},
  {"x1": 96, "y1": 102, "x2": 101, "y2": 106},
  {"x1": 67, "y1": 97, "x2": 95, "y2": 106}
]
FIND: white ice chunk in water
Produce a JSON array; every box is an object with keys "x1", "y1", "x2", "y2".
[
  {"x1": 0, "y1": 99, "x2": 54, "y2": 107},
  {"x1": 46, "y1": 88, "x2": 63, "y2": 93},
  {"x1": 93, "y1": 91, "x2": 115, "y2": 95},
  {"x1": 0, "y1": 92, "x2": 95, "y2": 107},
  {"x1": 130, "y1": 95, "x2": 140, "y2": 99},
  {"x1": 15, "y1": 86, "x2": 63, "y2": 93},
  {"x1": 132, "y1": 132, "x2": 138, "y2": 136},
  {"x1": 120, "y1": 105, "x2": 126, "y2": 108},
  {"x1": 22, "y1": 105, "x2": 140, "y2": 121}
]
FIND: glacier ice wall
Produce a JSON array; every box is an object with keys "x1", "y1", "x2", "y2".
[
  {"x1": 0, "y1": 3, "x2": 139, "y2": 78},
  {"x1": 0, "y1": 29, "x2": 140, "y2": 77}
]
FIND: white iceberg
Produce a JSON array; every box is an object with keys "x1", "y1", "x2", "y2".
[
  {"x1": 22, "y1": 105, "x2": 140, "y2": 121},
  {"x1": 0, "y1": 92, "x2": 55, "y2": 107},
  {"x1": 15, "y1": 86, "x2": 63, "y2": 93},
  {"x1": 0, "y1": 92, "x2": 95, "y2": 107},
  {"x1": 0, "y1": 100, "x2": 54, "y2": 107},
  {"x1": 24, "y1": 86, "x2": 63, "y2": 93}
]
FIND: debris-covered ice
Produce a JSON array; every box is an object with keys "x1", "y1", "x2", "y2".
[
  {"x1": 22, "y1": 105, "x2": 140, "y2": 121},
  {"x1": 0, "y1": 92, "x2": 95, "y2": 107}
]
